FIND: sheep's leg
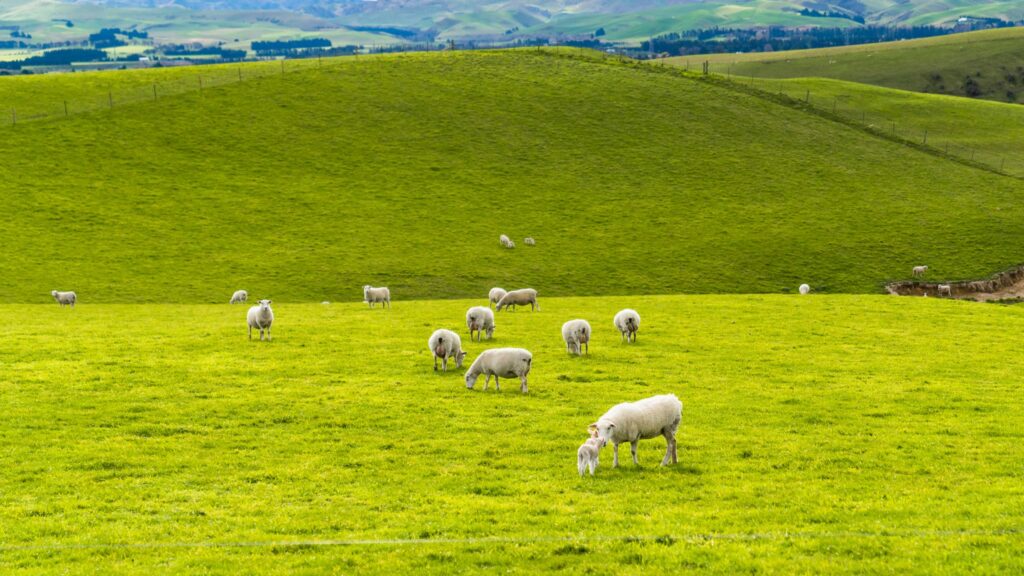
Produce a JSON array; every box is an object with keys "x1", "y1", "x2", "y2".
[
  {"x1": 249, "y1": 326, "x2": 252, "y2": 340},
  {"x1": 433, "y1": 355, "x2": 438, "y2": 371},
  {"x1": 630, "y1": 441, "x2": 639, "y2": 465},
  {"x1": 494, "y1": 375, "x2": 501, "y2": 391},
  {"x1": 442, "y1": 356, "x2": 448, "y2": 372},
  {"x1": 267, "y1": 327, "x2": 271, "y2": 341},
  {"x1": 519, "y1": 375, "x2": 528, "y2": 394},
  {"x1": 612, "y1": 443, "x2": 620, "y2": 468},
  {"x1": 584, "y1": 342, "x2": 589, "y2": 355},
  {"x1": 484, "y1": 374, "x2": 491, "y2": 391},
  {"x1": 588, "y1": 459, "x2": 596, "y2": 476},
  {"x1": 661, "y1": 434, "x2": 674, "y2": 466}
]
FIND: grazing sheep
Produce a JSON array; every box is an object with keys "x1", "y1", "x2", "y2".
[
  {"x1": 562, "y1": 319, "x2": 591, "y2": 356},
  {"x1": 495, "y1": 288, "x2": 539, "y2": 312},
  {"x1": 524, "y1": 237, "x2": 536, "y2": 246},
  {"x1": 913, "y1": 265, "x2": 929, "y2": 277},
  {"x1": 230, "y1": 290, "x2": 248, "y2": 304},
  {"x1": 465, "y1": 348, "x2": 532, "y2": 393},
  {"x1": 799, "y1": 284, "x2": 810, "y2": 295},
  {"x1": 590, "y1": 394, "x2": 682, "y2": 467},
  {"x1": 577, "y1": 431, "x2": 606, "y2": 477},
  {"x1": 466, "y1": 306, "x2": 495, "y2": 341},
  {"x1": 499, "y1": 234, "x2": 515, "y2": 249},
  {"x1": 321, "y1": 301, "x2": 330, "y2": 305},
  {"x1": 428, "y1": 329, "x2": 466, "y2": 372},
  {"x1": 488, "y1": 287, "x2": 508, "y2": 309},
  {"x1": 613, "y1": 309, "x2": 640, "y2": 343},
  {"x1": 51, "y1": 290, "x2": 76, "y2": 307},
  {"x1": 363, "y1": 285, "x2": 391, "y2": 309},
  {"x1": 247, "y1": 300, "x2": 274, "y2": 341},
  {"x1": 938, "y1": 284, "x2": 953, "y2": 297}
]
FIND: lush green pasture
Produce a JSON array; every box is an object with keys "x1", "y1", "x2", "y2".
[
  {"x1": 1, "y1": 295, "x2": 1022, "y2": 573},
  {"x1": 2, "y1": 50, "x2": 1024, "y2": 302},
  {"x1": 669, "y1": 28, "x2": 1024, "y2": 102}
]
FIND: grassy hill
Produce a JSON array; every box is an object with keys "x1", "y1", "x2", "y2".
[
  {"x1": 3, "y1": 296, "x2": 1024, "y2": 572},
  {"x1": 2, "y1": 50, "x2": 1024, "y2": 303},
  {"x1": 670, "y1": 28, "x2": 1024, "y2": 103}
]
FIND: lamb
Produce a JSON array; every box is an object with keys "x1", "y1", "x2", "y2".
[
  {"x1": 247, "y1": 299, "x2": 274, "y2": 341},
  {"x1": 938, "y1": 284, "x2": 953, "y2": 297},
  {"x1": 466, "y1": 306, "x2": 495, "y2": 341},
  {"x1": 51, "y1": 290, "x2": 76, "y2": 307},
  {"x1": 524, "y1": 237, "x2": 536, "y2": 246},
  {"x1": 577, "y1": 430, "x2": 606, "y2": 477},
  {"x1": 590, "y1": 394, "x2": 682, "y2": 467},
  {"x1": 613, "y1": 309, "x2": 640, "y2": 343},
  {"x1": 799, "y1": 284, "x2": 810, "y2": 295},
  {"x1": 495, "y1": 288, "x2": 539, "y2": 312},
  {"x1": 465, "y1": 348, "x2": 532, "y2": 393},
  {"x1": 230, "y1": 290, "x2": 248, "y2": 304},
  {"x1": 428, "y1": 329, "x2": 466, "y2": 372},
  {"x1": 913, "y1": 265, "x2": 929, "y2": 277},
  {"x1": 488, "y1": 287, "x2": 507, "y2": 309},
  {"x1": 562, "y1": 319, "x2": 591, "y2": 356},
  {"x1": 499, "y1": 234, "x2": 515, "y2": 249},
  {"x1": 363, "y1": 285, "x2": 391, "y2": 309}
]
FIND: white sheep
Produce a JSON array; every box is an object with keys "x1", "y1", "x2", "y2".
[
  {"x1": 247, "y1": 299, "x2": 274, "y2": 341},
  {"x1": 51, "y1": 290, "x2": 76, "y2": 307},
  {"x1": 524, "y1": 237, "x2": 536, "y2": 246},
  {"x1": 465, "y1": 348, "x2": 532, "y2": 393},
  {"x1": 363, "y1": 285, "x2": 391, "y2": 308},
  {"x1": 590, "y1": 394, "x2": 682, "y2": 467},
  {"x1": 466, "y1": 306, "x2": 495, "y2": 341},
  {"x1": 577, "y1": 431, "x2": 606, "y2": 477},
  {"x1": 230, "y1": 290, "x2": 248, "y2": 304},
  {"x1": 488, "y1": 287, "x2": 507, "y2": 309},
  {"x1": 613, "y1": 309, "x2": 640, "y2": 343},
  {"x1": 499, "y1": 234, "x2": 515, "y2": 249},
  {"x1": 798, "y1": 284, "x2": 810, "y2": 295},
  {"x1": 562, "y1": 319, "x2": 591, "y2": 356},
  {"x1": 428, "y1": 329, "x2": 466, "y2": 372},
  {"x1": 938, "y1": 284, "x2": 953, "y2": 297},
  {"x1": 495, "y1": 288, "x2": 539, "y2": 312},
  {"x1": 913, "y1": 265, "x2": 929, "y2": 277}
]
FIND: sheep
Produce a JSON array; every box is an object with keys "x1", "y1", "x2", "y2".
[
  {"x1": 590, "y1": 394, "x2": 682, "y2": 467},
  {"x1": 524, "y1": 237, "x2": 536, "y2": 246},
  {"x1": 495, "y1": 288, "x2": 539, "y2": 312},
  {"x1": 51, "y1": 290, "x2": 76, "y2": 307},
  {"x1": 938, "y1": 284, "x2": 953, "y2": 297},
  {"x1": 577, "y1": 430, "x2": 606, "y2": 477},
  {"x1": 799, "y1": 284, "x2": 810, "y2": 295},
  {"x1": 913, "y1": 265, "x2": 929, "y2": 277},
  {"x1": 488, "y1": 287, "x2": 507, "y2": 309},
  {"x1": 613, "y1": 309, "x2": 640, "y2": 343},
  {"x1": 499, "y1": 234, "x2": 515, "y2": 249},
  {"x1": 466, "y1": 306, "x2": 495, "y2": 341},
  {"x1": 363, "y1": 285, "x2": 391, "y2": 308},
  {"x1": 465, "y1": 348, "x2": 532, "y2": 393},
  {"x1": 230, "y1": 290, "x2": 248, "y2": 304},
  {"x1": 562, "y1": 319, "x2": 591, "y2": 356},
  {"x1": 428, "y1": 329, "x2": 466, "y2": 372},
  {"x1": 247, "y1": 299, "x2": 274, "y2": 341}
]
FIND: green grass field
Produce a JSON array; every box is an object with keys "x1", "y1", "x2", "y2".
[
  {"x1": 1, "y1": 50, "x2": 1024, "y2": 302},
  {"x1": 2, "y1": 295, "x2": 1022, "y2": 573},
  {"x1": 669, "y1": 28, "x2": 1024, "y2": 103}
]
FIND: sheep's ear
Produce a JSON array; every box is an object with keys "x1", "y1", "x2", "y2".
[{"x1": 587, "y1": 423, "x2": 598, "y2": 431}]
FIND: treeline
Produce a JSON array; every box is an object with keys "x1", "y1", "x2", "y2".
[
  {"x1": 0, "y1": 48, "x2": 106, "y2": 70},
  {"x1": 347, "y1": 25, "x2": 436, "y2": 42},
  {"x1": 252, "y1": 38, "x2": 331, "y2": 55},
  {"x1": 162, "y1": 45, "x2": 246, "y2": 60},
  {"x1": 88, "y1": 28, "x2": 148, "y2": 49},
  {"x1": 644, "y1": 26, "x2": 958, "y2": 55},
  {"x1": 798, "y1": 8, "x2": 865, "y2": 24}
]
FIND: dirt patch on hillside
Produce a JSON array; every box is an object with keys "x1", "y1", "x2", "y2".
[{"x1": 886, "y1": 264, "x2": 1024, "y2": 301}]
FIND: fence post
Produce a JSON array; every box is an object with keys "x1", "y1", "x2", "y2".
[
  {"x1": 64, "y1": 100, "x2": 68, "y2": 117},
  {"x1": 153, "y1": 84, "x2": 157, "y2": 100},
  {"x1": 238, "y1": 68, "x2": 242, "y2": 81},
  {"x1": 923, "y1": 130, "x2": 927, "y2": 145},
  {"x1": 11, "y1": 108, "x2": 15, "y2": 126},
  {"x1": 198, "y1": 76, "x2": 203, "y2": 95},
  {"x1": 108, "y1": 91, "x2": 113, "y2": 109},
  {"x1": 805, "y1": 90, "x2": 809, "y2": 102}
]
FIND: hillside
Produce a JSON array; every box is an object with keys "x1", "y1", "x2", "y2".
[
  {"x1": 673, "y1": 28, "x2": 1024, "y2": 103},
  {"x1": 2, "y1": 50, "x2": 1024, "y2": 302}
]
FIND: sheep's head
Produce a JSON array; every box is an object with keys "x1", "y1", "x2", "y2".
[
  {"x1": 258, "y1": 299, "x2": 272, "y2": 311},
  {"x1": 465, "y1": 372, "x2": 478, "y2": 389},
  {"x1": 51, "y1": 290, "x2": 58, "y2": 297},
  {"x1": 485, "y1": 326, "x2": 494, "y2": 338},
  {"x1": 456, "y1": 351, "x2": 467, "y2": 368},
  {"x1": 589, "y1": 421, "x2": 616, "y2": 442}
]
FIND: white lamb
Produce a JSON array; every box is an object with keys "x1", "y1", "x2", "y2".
[
  {"x1": 613, "y1": 309, "x2": 640, "y2": 343},
  {"x1": 913, "y1": 265, "x2": 929, "y2": 277},
  {"x1": 363, "y1": 285, "x2": 391, "y2": 308},
  {"x1": 499, "y1": 234, "x2": 515, "y2": 249},
  {"x1": 428, "y1": 329, "x2": 466, "y2": 372},
  {"x1": 524, "y1": 237, "x2": 536, "y2": 246},
  {"x1": 590, "y1": 394, "x2": 682, "y2": 467},
  {"x1": 247, "y1": 299, "x2": 274, "y2": 341},
  {"x1": 488, "y1": 287, "x2": 507, "y2": 309},
  {"x1": 938, "y1": 284, "x2": 952, "y2": 297},
  {"x1": 230, "y1": 290, "x2": 248, "y2": 304},
  {"x1": 466, "y1": 306, "x2": 495, "y2": 341},
  {"x1": 465, "y1": 348, "x2": 532, "y2": 393},
  {"x1": 562, "y1": 319, "x2": 591, "y2": 356},
  {"x1": 798, "y1": 284, "x2": 810, "y2": 295},
  {"x1": 577, "y1": 431, "x2": 606, "y2": 477},
  {"x1": 51, "y1": 290, "x2": 76, "y2": 307},
  {"x1": 495, "y1": 288, "x2": 539, "y2": 312}
]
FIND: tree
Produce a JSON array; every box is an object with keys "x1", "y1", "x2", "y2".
[{"x1": 595, "y1": 27, "x2": 606, "y2": 37}]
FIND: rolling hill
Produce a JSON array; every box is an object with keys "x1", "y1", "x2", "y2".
[
  {"x1": 2, "y1": 49, "x2": 1024, "y2": 303},
  {"x1": 674, "y1": 27, "x2": 1024, "y2": 103}
]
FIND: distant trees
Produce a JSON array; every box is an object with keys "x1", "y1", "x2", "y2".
[
  {"x1": 20, "y1": 48, "x2": 106, "y2": 66},
  {"x1": 595, "y1": 27, "x2": 606, "y2": 37},
  {"x1": 799, "y1": 8, "x2": 865, "y2": 24},
  {"x1": 88, "y1": 28, "x2": 149, "y2": 49},
  {"x1": 252, "y1": 38, "x2": 331, "y2": 55}
]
